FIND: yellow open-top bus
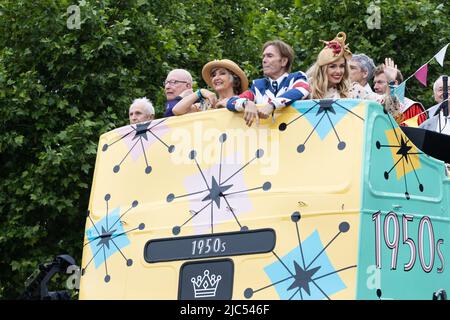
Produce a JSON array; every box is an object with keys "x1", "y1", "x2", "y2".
[{"x1": 79, "y1": 99, "x2": 450, "y2": 300}]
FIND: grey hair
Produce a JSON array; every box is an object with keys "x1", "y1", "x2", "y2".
[
  {"x1": 351, "y1": 54, "x2": 376, "y2": 81},
  {"x1": 130, "y1": 97, "x2": 154, "y2": 115},
  {"x1": 433, "y1": 75, "x2": 449, "y2": 93}
]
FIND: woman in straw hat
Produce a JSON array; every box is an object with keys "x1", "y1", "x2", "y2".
[{"x1": 172, "y1": 59, "x2": 248, "y2": 115}]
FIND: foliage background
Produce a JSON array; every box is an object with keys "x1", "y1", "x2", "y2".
[{"x1": 0, "y1": 0, "x2": 449, "y2": 299}]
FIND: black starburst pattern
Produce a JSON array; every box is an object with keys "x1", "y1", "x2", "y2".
[
  {"x1": 166, "y1": 133, "x2": 271, "y2": 235},
  {"x1": 244, "y1": 212, "x2": 356, "y2": 300},
  {"x1": 102, "y1": 119, "x2": 175, "y2": 174},
  {"x1": 278, "y1": 99, "x2": 364, "y2": 153},
  {"x1": 82, "y1": 194, "x2": 145, "y2": 283},
  {"x1": 375, "y1": 109, "x2": 424, "y2": 200}
]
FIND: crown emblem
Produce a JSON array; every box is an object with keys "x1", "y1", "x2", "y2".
[{"x1": 191, "y1": 269, "x2": 222, "y2": 298}]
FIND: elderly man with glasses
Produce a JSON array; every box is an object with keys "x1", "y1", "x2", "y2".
[
  {"x1": 373, "y1": 62, "x2": 427, "y2": 126},
  {"x1": 163, "y1": 69, "x2": 194, "y2": 117}
]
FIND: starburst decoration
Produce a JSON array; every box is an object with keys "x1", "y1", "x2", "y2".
[
  {"x1": 279, "y1": 99, "x2": 364, "y2": 153},
  {"x1": 375, "y1": 109, "x2": 424, "y2": 200},
  {"x1": 244, "y1": 212, "x2": 356, "y2": 300},
  {"x1": 101, "y1": 119, "x2": 175, "y2": 174},
  {"x1": 166, "y1": 133, "x2": 271, "y2": 235},
  {"x1": 82, "y1": 194, "x2": 145, "y2": 283}
]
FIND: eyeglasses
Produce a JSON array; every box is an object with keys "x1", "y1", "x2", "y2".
[{"x1": 163, "y1": 80, "x2": 188, "y2": 86}]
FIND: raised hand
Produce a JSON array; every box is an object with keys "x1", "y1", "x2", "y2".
[{"x1": 383, "y1": 57, "x2": 398, "y2": 83}]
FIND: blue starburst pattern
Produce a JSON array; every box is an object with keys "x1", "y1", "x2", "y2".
[
  {"x1": 244, "y1": 212, "x2": 356, "y2": 300},
  {"x1": 82, "y1": 194, "x2": 145, "y2": 283},
  {"x1": 278, "y1": 99, "x2": 364, "y2": 153}
]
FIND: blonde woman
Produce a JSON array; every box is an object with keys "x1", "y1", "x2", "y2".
[
  {"x1": 307, "y1": 32, "x2": 353, "y2": 99},
  {"x1": 308, "y1": 32, "x2": 403, "y2": 123},
  {"x1": 172, "y1": 59, "x2": 248, "y2": 115}
]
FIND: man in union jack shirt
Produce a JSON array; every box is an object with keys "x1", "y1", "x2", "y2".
[{"x1": 224, "y1": 40, "x2": 310, "y2": 126}]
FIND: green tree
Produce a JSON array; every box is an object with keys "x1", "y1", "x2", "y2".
[{"x1": 0, "y1": 0, "x2": 261, "y2": 299}]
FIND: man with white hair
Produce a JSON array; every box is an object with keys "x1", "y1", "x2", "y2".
[
  {"x1": 163, "y1": 69, "x2": 193, "y2": 117},
  {"x1": 349, "y1": 53, "x2": 375, "y2": 93},
  {"x1": 129, "y1": 97, "x2": 155, "y2": 124},
  {"x1": 420, "y1": 75, "x2": 450, "y2": 134},
  {"x1": 425, "y1": 75, "x2": 450, "y2": 117}
]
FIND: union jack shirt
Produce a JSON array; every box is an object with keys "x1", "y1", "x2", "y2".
[{"x1": 226, "y1": 71, "x2": 310, "y2": 112}]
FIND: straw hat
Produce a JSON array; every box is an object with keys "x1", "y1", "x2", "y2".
[
  {"x1": 202, "y1": 59, "x2": 249, "y2": 93},
  {"x1": 317, "y1": 32, "x2": 352, "y2": 67}
]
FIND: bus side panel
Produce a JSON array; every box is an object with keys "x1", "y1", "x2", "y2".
[
  {"x1": 80, "y1": 100, "x2": 367, "y2": 299},
  {"x1": 357, "y1": 103, "x2": 450, "y2": 300}
]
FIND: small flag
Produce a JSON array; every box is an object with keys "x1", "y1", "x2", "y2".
[
  {"x1": 401, "y1": 114, "x2": 420, "y2": 128},
  {"x1": 394, "y1": 81, "x2": 406, "y2": 104},
  {"x1": 415, "y1": 64, "x2": 428, "y2": 86},
  {"x1": 435, "y1": 43, "x2": 449, "y2": 67}
]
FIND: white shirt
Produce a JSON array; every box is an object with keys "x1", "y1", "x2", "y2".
[
  {"x1": 270, "y1": 73, "x2": 288, "y2": 91},
  {"x1": 438, "y1": 112, "x2": 450, "y2": 135},
  {"x1": 364, "y1": 83, "x2": 374, "y2": 94}
]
